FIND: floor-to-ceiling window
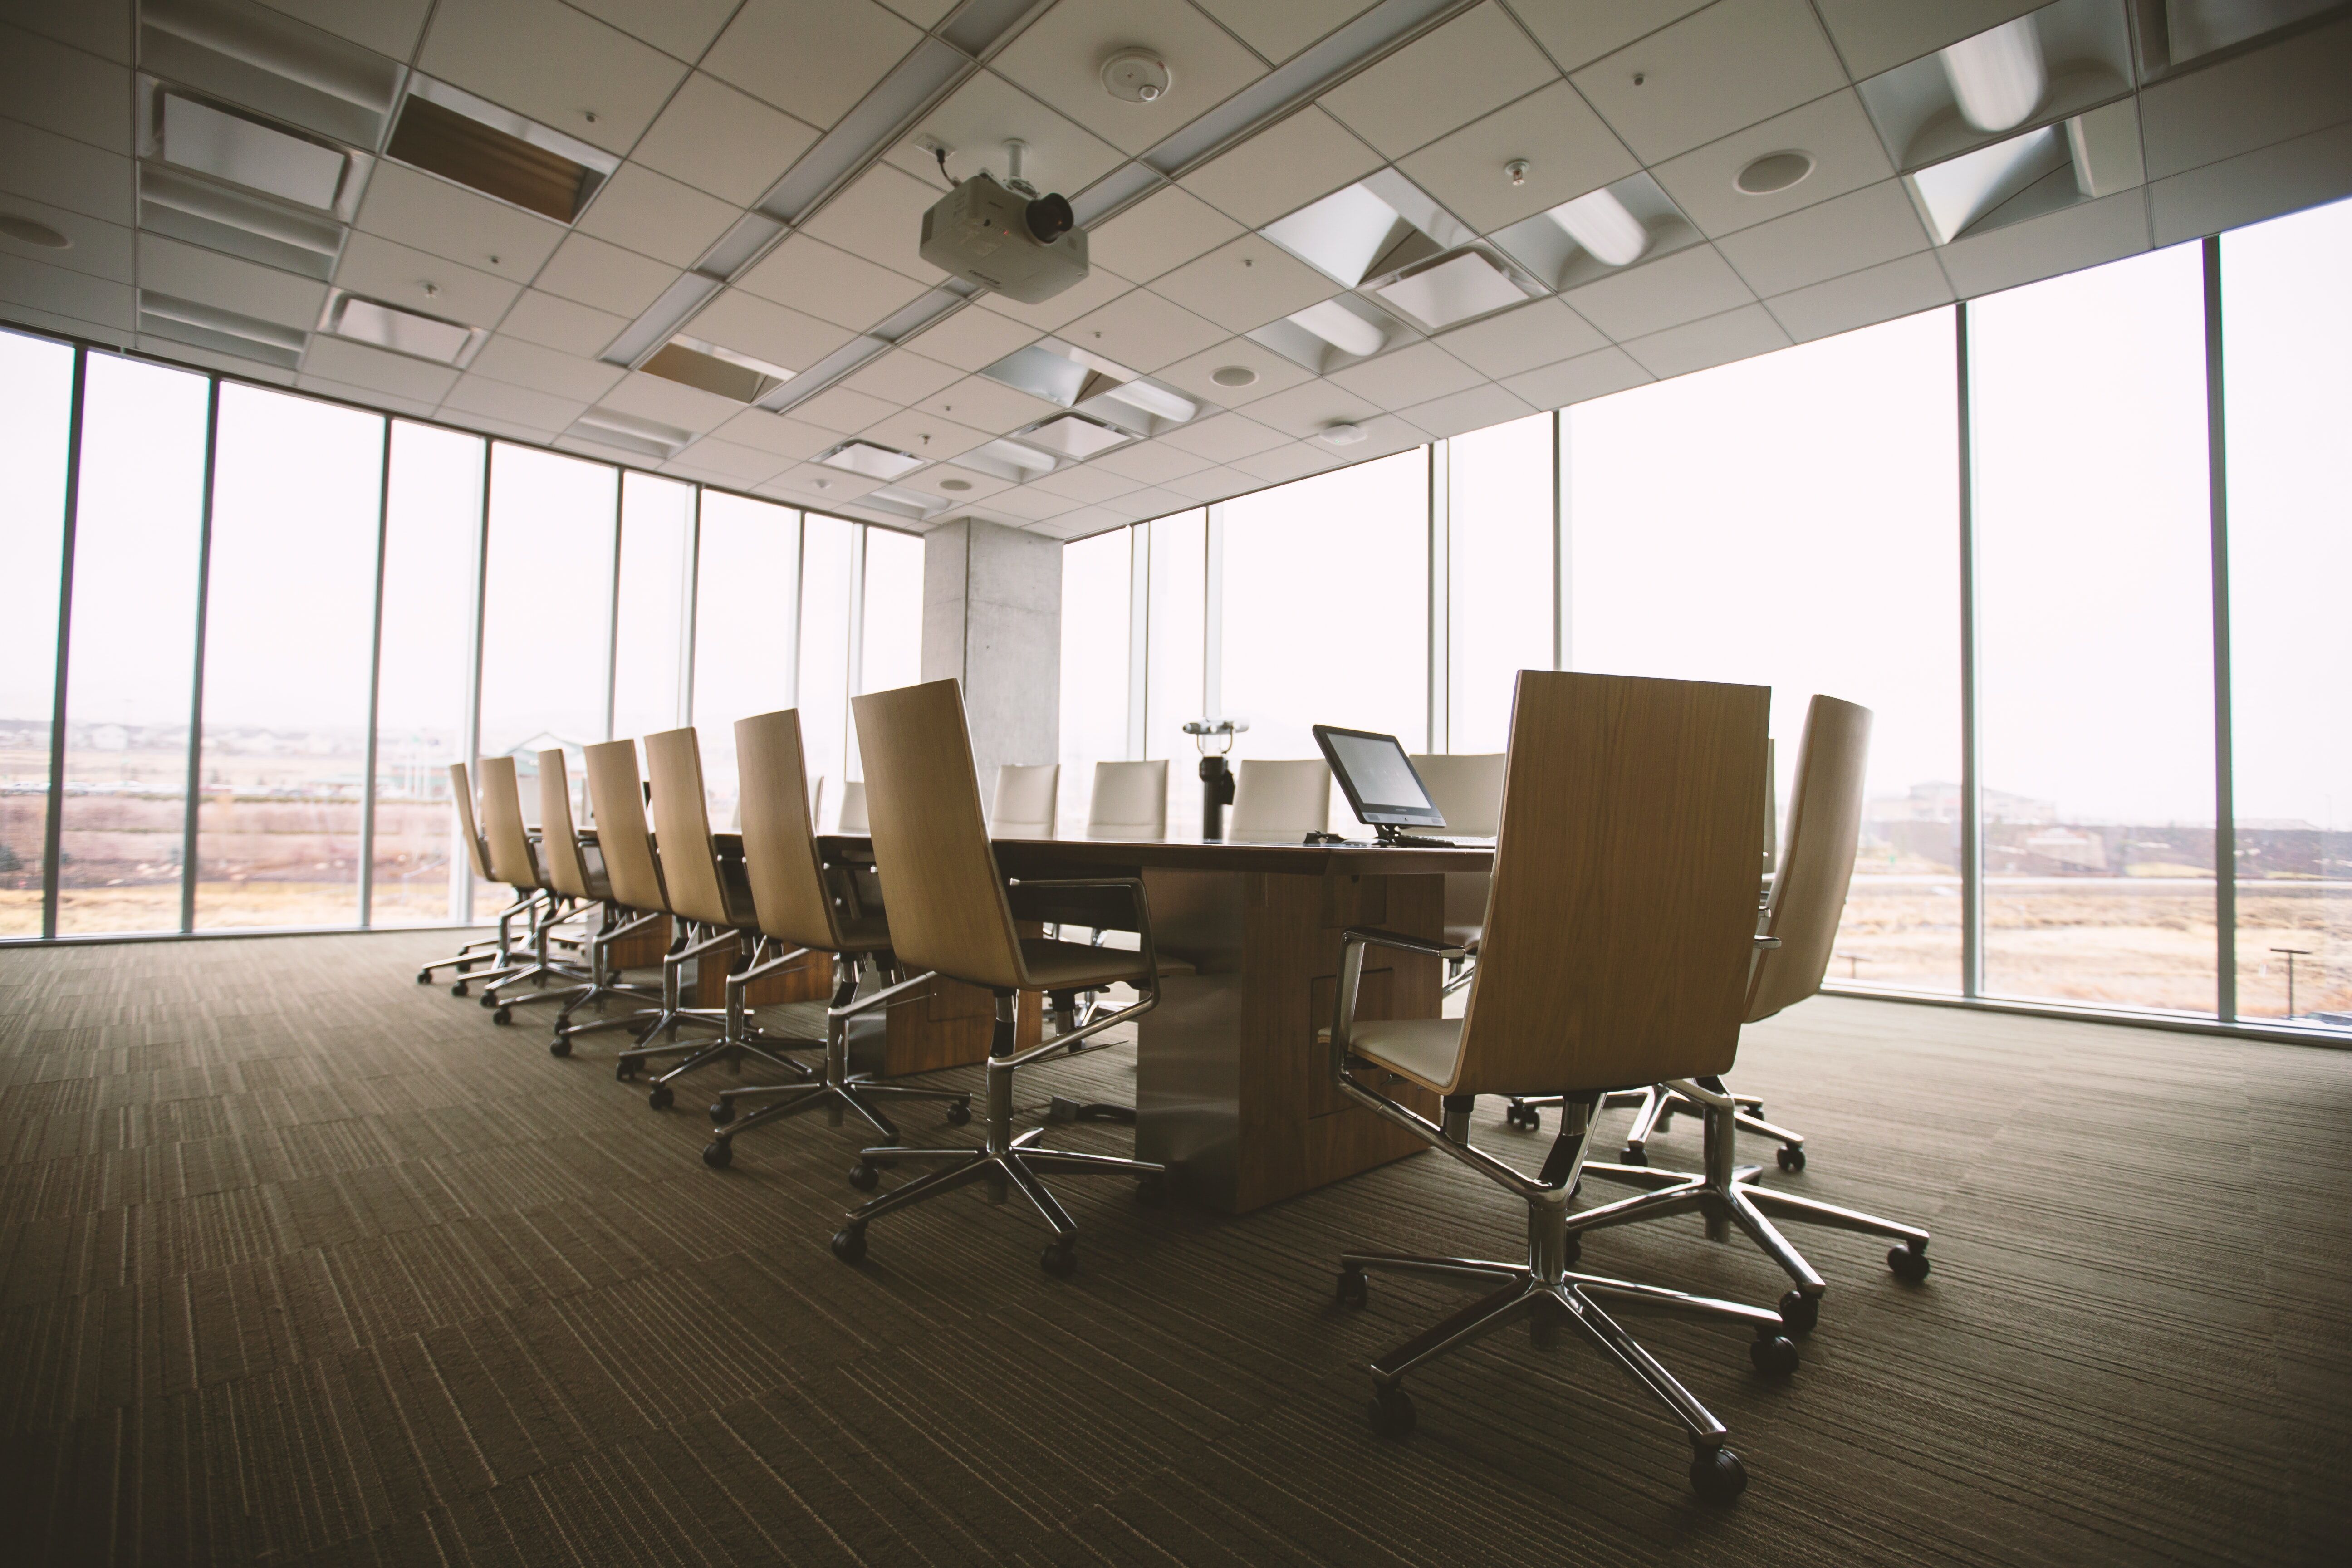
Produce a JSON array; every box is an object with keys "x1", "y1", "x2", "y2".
[
  {"x1": 1143, "y1": 509, "x2": 1209, "y2": 833},
  {"x1": 1058, "y1": 526, "x2": 1133, "y2": 833},
  {"x1": 0, "y1": 331, "x2": 74, "y2": 936},
  {"x1": 794, "y1": 514, "x2": 857, "y2": 823},
  {"x1": 1972, "y1": 244, "x2": 2216, "y2": 1014},
  {"x1": 1447, "y1": 414, "x2": 1554, "y2": 755},
  {"x1": 854, "y1": 525, "x2": 925, "y2": 806},
  {"x1": 611, "y1": 472, "x2": 696, "y2": 745},
  {"x1": 691, "y1": 492, "x2": 799, "y2": 829},
  {"x1": 2221, "y1": 199, "x2": 2352, "y2": 1023}
]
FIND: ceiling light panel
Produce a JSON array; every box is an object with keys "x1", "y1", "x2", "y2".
[
  {"x1": 1905, "y1": 124, "x2": 2070, "y2": 244},
  {"x1": 389, "y1": 78, "x2": 619, "y2": 222},
  {"x1": 159, "y1": 93, "x2": 350, "y2": 211},
  {"x1": 1490, "y1": 172, "x2": 1704, "y2": 293},
  {"x1": 1019, "y1": 414, "x2": 1133, "y2": 460},
  {"x1": 139, "y1": 163, "x2": 345, "y2": 280},
  {"x1": 141, "y1": 0, "x2": 403, "y2": 150},
  {"x1": 819, "y1": 440, "x2": 927, "y2": 480},
  {"x1": 329, "y1": 293, "x2": 483, "y2": 364},
  {"x1": 1855, "y1": 0, "x2": 2134, "y2": 173}
]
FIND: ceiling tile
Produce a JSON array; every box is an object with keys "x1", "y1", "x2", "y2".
[
  {"x1": 796, "y1": 162, "x2": 951, "y2": 284},
  {"x1": 8, "y1": 0, "x2": 131, "y2": 59},
  {"x1": 1028, "y1": 463, "x2": 1144, "y2": 504},
  {"x1": 1569, "y1": 0, "x2": 1848, "y2": 163},
  {"x1": 335, "y1": 232, "x2": 520, "y2": 327},
  {"x1": 6, "y1": 264, "x2": 131, "y2": 333},
  {"x1": 711, "y1": 406, "x2": 837, "y2": 459},
  {"x1": 138, "y1": 234, "x2": 326, "y2": 328},
  {"x1": 877, "y1": 0, "x2": 958, "y2": 25},
  {"x1": 1560, "y1": 242, "x2": 1754, "y2": 338},
  {"x1": 1160, "y1": 411, "x2": 1292, "y2": 461},
  {"x1": 1084, "y1": 186, "x2": 1245, "y2": 284},
  {"x1": 632, "y1": 74, "x2": 821, "y2": 206},
  {"x1": 1714, "y1": 179, "x2": 1929, "y2": 297},
  {"x1": 1194, "y1": 0, "x2": 1375, "y2": 64},
  {"x1": 1161, "y1": 464, "x2": 1253, "y2": 501},
  {"x1": 0, "y1": 19, "x2": 131, "y2": 152},
  {"x1": 574, "y1": 163, "x2": 740, "y2": 270},
  {"x1": 1324, "y1": 340, "x2": 1485, "y2": 410},
  {"x1": 1319, "y1": 3, "x2": 1558, "y2": 160},
  {"x1": 1764, "y1": 250, "x2": 1953, "y2": 342},
  {"x1": 904, "y1": 463, "x2": 1015, "y2": 504},
  {"x1": 299, "y1": 336, "x2": 459, "y2": 402},
  {"x1": 0, "y1": 193, "x2": 131, "y2": 284},
  {"x1": 970, "y1": 262, "x2": 1134, "y2": 333},
  {"x1": 886, "y1": 69, "x2": 1127, "y2": 199},
  {"x1": 1059, "y1": 289, "x2": 1227, "y2": 371},
  {"x1": 1147, "y1": 234, "x2": 1338, "y2": 334},
  {"x1": 355, "y1": 162, "x2": 566, "y2": 284},
  {"x1": 1398, "y1": 81, "x2": 1639, "y2": 235},
  {"x1": 2139, "y1": 14, "x2": 2352, "y2": 181},
  {"x1": 1230, "y1": 440, "x2": 1349, "y2": 484},
  {"x1": 981, "y1": 484, "x2": 1082, "y2": 521},
  {"x1": 992, "y1": 0, "x2": 1270, "y2": 156},
  {"x1": 701, "y1": 0, "x2": 922, "y2": 128},
  {"x1": 900, "y1": 302, "x2": 1042, "y2": 370},
  {"x1": 497, "y1": 289, "x2": 628, "y2": 358},
  {"x1": 532, "y1": 232, "x2": 678, "y2": 317},
  {"x1": 1179, "y1": 106, "x2": 1383, "y2": 228},
  {"x1": 417, "y1": 0, "x2": 687, "y2": 155},
  {"x1": 466, "y1": 334, "x2": 626, "y2": 402},
  {"x1": 765, "y1": 462, "x2": 887, "y2": 503},
  {"x1": 1808, "y1": 0, "x2": 2043, "y2": 80},
  {"x1": 566, "y1": 0, "x2": 739, "y2": 60},
  {"x1": 2149, "y1": 120, "x2": 2352, "y2": 249},
  {"x1": 662, "y1": 435, "x2": 789, "y2": 485},
  {"x1": 788, "y1": 382, "x2": 902, "y2": 434},
  {"x1": 685, "y1": 289, "x2": 858, "y2": 375},
  {"x1": 1239, "y1": 378, "x2": 1384, "y2": 439},
  {"x1": 858, "y1": 407, "x2": 993, "y2": 462},
  {"x1": 914, "y1": 374, "x2": 1059, "y2": 434},
  {"x1": 1431, "y1": 297, "x2": 1607, "y2": 378},
  {"x1": 1153, "y1": 335, "x2": 1319, "y2": 409},
  {"x1": 841, "y1": 348, "x2": 965, "y2": 406},
  {"x1": 597, "y1": 368, "x2": 743, "y2": 433},
  {"x1": 1650, "y1": 90, "x2": 1895, "y2": 238},
  {"x1": 253, "y1": 0, "x2": 430, "y2": 59},
  {"x1": 1101, "y1": 484, "x2": 1202, "y2": 520},
  {"x1": 0, "y1": 120, "x2": 133, "y2": 225},
  {"x1": 735, "y1": 235, "x2": 930, "y2": 331},
  {"x1": 1498, "y1": 342, "x2": 1651, "y2": 405},
  {"x1": 1619, "y1": 300, "x2": 1790, "y2": 377},
  {"x1": 1936, "y1": 188, "x2": 2151, "y2": 299},
  {"x1": 1086, "y1": 438, "x2": 1218, "y2": 484},
  {"x1": 297, "y1": 373, "x2": 437, "y2": 418},
  {"x1": 1400, "y1": 379, "x2": 1536, "y2": 437},
  {"x1": 441, "y1": 372, "x2": 587, "y2": 431},
  {"x1": 1503, "y1": 0, "x2": 1715, "y2": 73}
]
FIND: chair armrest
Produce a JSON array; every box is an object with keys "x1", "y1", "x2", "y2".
[
  {"x1": 1330, "y1": 927, "x2": 1470, "y2": 1079},
  {"x1": 1339, "y1": 926, "x2": 1471, "y2": 962},
  {"x1": 1007, "y1": 878, "x2": 1160, "y2": 1003}
]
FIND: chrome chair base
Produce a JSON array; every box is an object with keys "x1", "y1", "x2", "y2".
[
  {"x1": 416, "y1": 889, "x2": 545, "y2": 995},
  {"x1": 1508, "y1": 1080, "x2": 1805, "y2": 1169},
  {"x1": 1570, "y1": 1083, "x2": 1929, "y2": 1334}
]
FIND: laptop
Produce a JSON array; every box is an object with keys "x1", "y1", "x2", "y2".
[{"x1": 1310, "y1": 725, "x2": 1463, "y2": 847}]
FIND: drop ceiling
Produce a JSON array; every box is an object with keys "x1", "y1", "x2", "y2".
[{"x1": 1, "y1": 0, "x2": 2347, "y2": 540}]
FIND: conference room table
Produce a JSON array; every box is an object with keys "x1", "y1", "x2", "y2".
[{"x1": 823, "y1": 830, "x2": 1495, "y2": 1214}]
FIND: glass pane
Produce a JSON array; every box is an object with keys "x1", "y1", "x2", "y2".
[
  {"x1": 795, "y1": 514, "x2": 856, "y2": 827},
  {"x1": 372, "y1": 422, "x2": 483, "y2": 927},
  {"x1": 1221, "y1": 451, "x2": 1430, "y2": 835},
  {"x1": 2223, "y1": 196, "x2": 2352, "y2": 1028},
  {"x1": 856, "y1": 525, "x2": 925, "y2": 801},
  {"x1": 612, "y1": 473, "x2": 695, "y2": 742},
  {"x1": 0, "y1": 331, "x2": 74, "y2": 934},
  {"x1": 194, "y1": 386, "x2": 382, "y2": 929},
  {"x1": 691, "y1": 492, "x2": 799, "y2": 830},
  {"x1": 476, "y1": 444, "x2": 616, "y2": 915},
  {"x1": 1449, "y1": 413, "x2": 1553, "y2": 754},
  {"x1": 1570, "y1": 309, "x2": 1962, "y2": 993},
  {"x1": 1058, "y1": 527, "x2": 1132, "y2": 833},
  {"x1": 1143, "y1": 509, "x2": 1206, "y2": 834},
  {"x1": 56, "y1": 357, "x2": 210, "y2": 935},
  {"x1": 1972, "y1": 244, "x2": 2215, "y2": 1013}
]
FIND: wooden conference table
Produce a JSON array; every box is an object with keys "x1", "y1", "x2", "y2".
[{"x1": 824, "y1": 831, "x2": 1495, "y2": 1215}]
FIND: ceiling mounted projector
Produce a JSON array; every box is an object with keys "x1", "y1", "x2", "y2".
[{"x1": 920, "y1": 169, "x2": 1089, "y2": 304}]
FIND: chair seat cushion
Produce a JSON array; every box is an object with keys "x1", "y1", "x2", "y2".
[
  {"x1": 834, "y1": 912, "x2": 892, "y2": 954},
  {"x1": 1019, "y1": 937, "x2": 1152, "y2": 990},
  {"x1": 1349, "y1": 1018, "x2": 1465, "y2": 1093}
]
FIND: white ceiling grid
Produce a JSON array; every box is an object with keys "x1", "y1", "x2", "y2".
[{"x1": 0, "y1": 0, "x2": 2345, "y2": 542}]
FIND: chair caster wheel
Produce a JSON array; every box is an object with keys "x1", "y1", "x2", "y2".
[
  {"x1": 1750, "y1": 1333, "x2": 1799, "y2": 1378},
  {"x1": 548, "y1": 1038, "x2": 571, "y2": 1057},
  {"x1": 831, "y1": 1226, "x2": 867, "y2": 1264},
  {"x1": 709, "y1": 1098, "x2": 735, "y2": 1125},
  {"x1": 1039, "y1": 1240, "x2": 1078, "y2": 1278},
  {"x1": 415, "y1": 970, "x2": 431, "y2": 985},
  {"x1": 615, "y1": 1062, "x2": 639, "y2": 1082},
  {"x1": 702, "y1": 1140, "x2": 732, "y2": 1169},
  {"x1": 492, "y1": 1007, "x2": 512, "y2": 1026},
  {"x1": 1621, "y1": 1143, "x2": 1648, "y2": 1166},
  {"x1": 647, "y1": 1084, "x2": 674, "y2": 1111},
  {"x1": 1776, "y1": 1144, "x2": 1806, "y2": 1171},
  {"x1": 1690, "y1": 1445, "x2": 1747, "y2": 1502},
  {"x1": 1778, "y1": 1289, "x2": 1820, "y2": 1336},
  {"x1": 1368, "y1": 1386, "x2": 1415, "y2": 1438},
  {"x1": 1134, "y1": 1174, "x2": 1167, "y2": 1206},
  {"x1": 944, "y1": 1100, "x2": 971, "y2": 1127},
  {"x1": 1888, "y1": 1243, "x2": 1931, "y2": 1282},
  {"x1": 479, "y1": 992, "x2": 498, "y2": 1008},
  {"x1": 1336, "y1": 1269, "x2": 1367, "y2": 1309},
  {"x1": 848, "y1": 1162, "x2": 880, "y2": 1192},
  {"x1": 1504, "y1": 1102, "x2": 1539, "y2": 1132},
  {"x1": 451, "y1": 982, "x2": 469, "y2": 997}
]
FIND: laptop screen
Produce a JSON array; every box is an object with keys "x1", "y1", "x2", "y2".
[{"x1": 1313, "y1": 725, "x2": 1446, "y2": 829}]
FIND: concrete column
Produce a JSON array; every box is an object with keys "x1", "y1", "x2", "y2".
[{"x1": 922, "y1": 518, "x2": 1061, "y2": 792}]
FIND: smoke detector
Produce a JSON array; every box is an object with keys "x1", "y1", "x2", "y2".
[
  {"x1": 1319, "y1": 423, "x2": 1367, "y2": 446},
  {"x1": 1102, "y1": 49, "x2": 1171, "y2": 103}
]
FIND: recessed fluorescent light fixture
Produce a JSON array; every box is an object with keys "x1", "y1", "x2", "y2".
[
  {"x1": 573, "y1": 409, "x2": 692, "y2": 460},
  {"x1": 818, "y1": 440, "x2": 926, "y2": 480},
  {"x1": 1546, "y1": 187, "x2": 1648, "y2": 266},
  {"x1": 1020, "y1": 414, "x2": 1132, "y2": 460},
  {"x1": 1940, "y1": 16, "x2": 2047, "y2": 133},
  {"x1": 641, "y1": 335, "x2": 794, "y2": 403},
  {"x1": 959, "y1": 437, "x2": 1059, "y2": 482},
  {"x1": 1906, "y1": 124, "x2": 2068, "y2": 244},
  {"x1": 328, "y1": 293, "x2": 482, "y2": 364},
  {"x1": 864, "y1": 483, "x2": 951, "y2": 519},
  {"x1": 160, "y1": 92, "x2": 350, "y2": 211},
  {"x1": 1097, "y1": 378, "x2": 1197, "y2": 425},
  {"x1": 1287, "y1": 298, "x2": 1387, "y2": 357},
  {"x1": 1262, "y1": 171, "x2": 1474, "y2": 288},
  {"x1": 389, "y1": 76, "x2": 616, "y2": 221},
  {"x1": 1367, "y1": 248, "x2": 1538, "y2": 332}
]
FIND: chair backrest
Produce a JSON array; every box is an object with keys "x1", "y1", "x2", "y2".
[
  {"x1": 990, "y1": 762, "x2": 1059, "y2": 838},
  {"x1": 735, "y1": 708, "x2": 846, "y2": 951},
  {"x1": 851, "y1": 679, "x2": 1027, "y2": 990},
  {"x1": 582, "y1": 739, "x2": 667, "y2": 913},
  {"x1": 477, "y1": 756, "x2": 540, "y2": 888},
  {"x1": 1748, "y1": 696, "x2": 1871, "y2": 1023},
  {"x1": 447, "y1": 762, "x2": 493, "y2": 880},
  {"x1": 837, "y1": 779, "x2": 868, "y2": 833},
  {"x1": 1410, "y1": 752, "x2": 1505, "y2": 836},
  {"x1": 1449, "y1": 671, "x2": 1770, "y2": 1096},
  {"x1": 643, "y1": 727, "x2": 734, "y2": 928},
  {"x1": 1230, "y1": 758, "x2": 1330, "y2": 838},
  {"x1": 537, "y1": 750, "x2": 597, "y2": 900},
  {"x1": 1087, "y1": 759, "x2": 1168, "y2": 839}
]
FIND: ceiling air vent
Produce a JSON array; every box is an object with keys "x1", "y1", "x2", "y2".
[
  {"x1": 388, "y1": 78, "x2": 617, "y2": 223},
  {"x1": 140, "y1": 291, "x2": 307, "y2": 369},
  {"x1": 324, "y1": 292, "x2": 484, "y2": 365},
  {"x1": 641, "y1": 337, "x2": 794, "y2": 403},
  {"x1": 818, "y1": 441, "x2": 927, "y2": 480}
]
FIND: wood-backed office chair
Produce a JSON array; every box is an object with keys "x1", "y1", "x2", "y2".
[
  {"x1": 534, "y1": 747, "x2": 662, "y2": 1039},
  {"x1": 990, "y1": 762, "x2": 1059, "y2": 838},
  {"x1": 1228, "y1": 757, "x2": 1329, "y2": 839},
  {"x1": 414, "y1": 760, "x2": 523, "y2": 991},
  {"x1": 1085, "y1": 759, "x2": 1167, "y2": 838},
  {"x1": 830, "y1": 678, "x2": 1167, "y2": 1278},
  {"x1": 1330, "y1": 671, "x2": 1796, "y2": 1502},
  {"x1": 1560, "y1": 696, "x2": 1931, "y2": 1335},
  {"x1": 615, "y1": 727, "x2": 816, "y2": 1108},
  {"x1": 700, "y1": 708, "x2": 972, "y2": 1168},
  {"x1": 473, "y1": 756, "x2": 586, "y2": 1020},
  {"x1": 1411, "y1": 751, "x2": 1503, "y2": 998}
]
